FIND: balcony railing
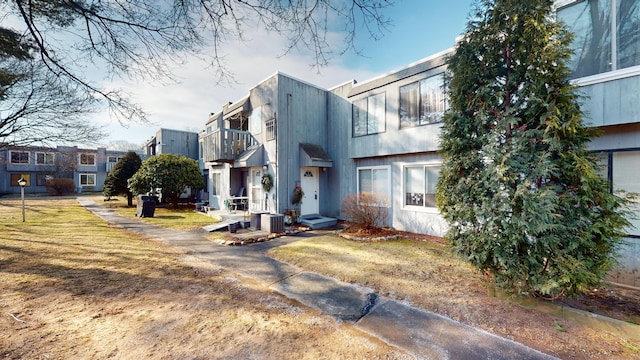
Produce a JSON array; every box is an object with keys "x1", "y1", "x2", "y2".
[{"x1": 202, "y1": 128, "x2": 258, "y2": 163}]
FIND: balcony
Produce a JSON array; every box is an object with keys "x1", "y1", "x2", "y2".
[{"x1": 202, "y1": 128, "x2": 258, "y2": 163}]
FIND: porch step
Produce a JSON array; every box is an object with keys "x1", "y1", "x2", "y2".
[{"x1": 300, "y1": 215, "x2": 338, "y2": 229}]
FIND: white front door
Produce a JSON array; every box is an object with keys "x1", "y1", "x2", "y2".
[{"x1": 300, "y1": 167, "x2": 319, "y2": 215}]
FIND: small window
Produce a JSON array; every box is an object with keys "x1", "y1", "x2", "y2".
[
  {"x1": 79, "y1": 173, "x2": 96, "y2": 186},
  {"x1": 353, "y1": 93, "x2": 386, "y2": 137},
  {"x1": 404, "y1": 164, "x2": 441, "y2": 208},
  {"x1": 36, "y1": 152, "x2": 55, "y2": 165},
  {"x1": 10, "y1": 151, "x2": 29, "y2": 164},
  {"x1": 107, "y1": 156, "x2": 120, "y2": 163},
  {"x1": 79, "y1": 153, "x2": 96, "y2": 165},
  {"x1": 266, "y1": 118, "x2": 276, "y2": 141}
]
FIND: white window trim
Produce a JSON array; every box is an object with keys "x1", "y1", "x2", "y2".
[
  {"x1": 356, "y1": 165, "x2": 391, "y2": 207},
  {"x1": 78, "y1": 153, "x2": 96, "y2": 166},
  {"x1": 35, "y1": 152, "x2": 55, "y2": 165},
  {"x1": 352, "y1": 92, "x2": 386, "y2": 137},
  {"x1": 79, "y1": 173, "x2": 96, "y2": 186},
  {"x1": 401, "y1": 162, "x2": 441, "y2": 213},
  {"x1": 571, "y1": 65, "x2": 640, "y2": 87},
  {"x1": 399, "y1": 73, "x2": 447, "y2": 129},
  {"x1": 9, "y1": 150, "x2": 30, "y2": 165}
]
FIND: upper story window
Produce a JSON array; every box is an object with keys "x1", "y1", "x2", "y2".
[
  {"x1": 353, "y1": 93, "x2": 386, "y2": 137},
  {"x1": 249, "y1": 107, "x2": 262, "y2": 135},
  {"x1": 10, "y1": 151, "x2": 29, "y2": 164},
  {"x1": 107, "y1": 156, "x2": 120, "y2": 163},
  {"x1": 266, "y1": 118, "x2": 276, "y2": 141},
  {"x1": 558, "y1": 0, "x2": 640, "y2": 79},
  {"x1": 36, "y1": 152, "x2": 55, "y2": 165},
  {"x1": 79, "y1": 153, "x2": 96, "y2": 166},
  {"x1": 400, "y1": 73, "x2": 447, "y2": 128}
]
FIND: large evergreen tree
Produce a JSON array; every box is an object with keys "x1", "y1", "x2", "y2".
[
  {"x1": 103, "y1": 151, "x2": 142, "y2": 206},
  {"x1": 437, "y1": 0, "x2": 631, "y2": 297}
]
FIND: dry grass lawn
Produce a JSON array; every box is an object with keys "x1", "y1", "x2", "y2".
[
  {"x1": 0, "y1": 197, "x2": 408, "y2": 359},
  {"x1": 98, "y1": 196, "x2": 218, "y2": 231},
  {"x1": 268, "y1": 235, "x2": 640, "y2": 360}
]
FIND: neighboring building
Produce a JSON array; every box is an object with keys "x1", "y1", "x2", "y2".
[
  {"x1": 0, "y1": 146, "x2": 136, "y2": 195},
  {"x1": 556, "y1": 0, "x2": 640, "y2": 286},
  {"x1": 144, "y1": 128, "x2": 199, "y2": 160},
  {"x1": 200, "y1": 73, "x2": 333, "y2": 215}
]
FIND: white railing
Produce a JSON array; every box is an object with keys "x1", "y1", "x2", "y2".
[{"x1": 202, "y1": 128, "x2": 257, "y2": 162}]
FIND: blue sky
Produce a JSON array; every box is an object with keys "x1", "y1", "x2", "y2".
[
  {"x1": 342, "y1": 0, "x2": 474, "y2": 72},
  {"x1": 98, "y1": 0, "x2": 475, "y2": 148}
]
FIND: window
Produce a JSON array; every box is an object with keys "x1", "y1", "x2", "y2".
[
  {"x1": 400, "y1": 73, "x2": 447, "y2": 128},
  {"x1": 266, "y1": 118, "x2": 276, "y2": 141},
  {"x1": 10, "y1": 174, "x2": 31, "y2": 186},
  {"x1": 36, "y1": 152, "x2": 55, "y2": 165},
  {"x1": 107, "y1": 156, "x2": 120, "y2": 163},
  {"x1": 357, "y1": 166, "x2": 390, "y2": 205},
  {"x1": 404, "y1": 164, "x2": 440, "y2": 208},
  {"x1": 79, "y1": 173, "x2": 96, "y2": 186},
  {"x1": 211, "y1": 172, "x2": 221, "y2": 196},
  {"x1": 353, "y1": 93, "x2": 386, "y2": 137},
  {"x1": 558, "y1": 0, "x2": 640, "y2": 78},
  {"x1": 10, "y1": 151, "x2": 29, "y2": 164},
  {"x1": 249, "y1": 107, "x2": 262, "y2": 135},
  {"x1": 36, "y1": 174, "x2": 54, "y2": 186},
  {"x1": 79, "y1": 153, "x2": 96, "y2": 165},
  {"x1": 612, "y1": 150, "x2": 640, "y2": 236}
]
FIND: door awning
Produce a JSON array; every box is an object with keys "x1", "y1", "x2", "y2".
[
  {"x1": 234, "y1": 144, "x2": 263, "y2": 168},
  {"x1": 299, "y1": 143, "x2": 333, "y2": 168}
]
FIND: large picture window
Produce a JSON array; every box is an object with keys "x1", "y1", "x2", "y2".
[
  {"x1": 10, "y1": 151, "x2": 29, "y2": 164},
  {"x1": 353, "y1": 93, "x2": 386, "y2": 137},
  {"x1": 558, "y1": 0, "x2": 640, "y2": 78},
  {"x1": 400, "y1": 73, "x2": 447, "y2": 128},
  {"x1": 404, "y1": 164, "x2": 440, "y2": 208},
  {"x1": 357, "y1": 166, "x2": 390, "y2": 205}
]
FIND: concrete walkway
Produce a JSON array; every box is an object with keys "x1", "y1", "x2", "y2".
[{"x1": 78, "y1": 199, "x2": 557, "y2": 360}]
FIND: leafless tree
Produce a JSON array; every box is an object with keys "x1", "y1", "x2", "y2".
[{"x1": 1, "y1": 0, "x2": 393, "y2": 145}]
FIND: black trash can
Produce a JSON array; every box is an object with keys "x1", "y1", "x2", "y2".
[{"x1": 136, "y1": 195, "x2": 156, "y2": 218}]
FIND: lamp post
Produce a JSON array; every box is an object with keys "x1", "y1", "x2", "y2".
[{"x1": 17, "y1": 177, "x2": 27, "y2": 222}]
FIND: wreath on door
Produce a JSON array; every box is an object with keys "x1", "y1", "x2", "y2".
[{"x1": 261, "y1": 173, "x2": 273, "y2": 192}]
